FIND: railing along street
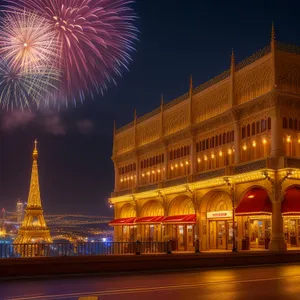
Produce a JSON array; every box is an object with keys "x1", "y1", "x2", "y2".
[{"x1": 0, "y1": 241, "x2": 172, "y2": 259}]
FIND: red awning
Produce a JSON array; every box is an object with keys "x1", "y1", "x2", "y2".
[
  {"x1": 235, "y1": 188, "x2": 272, "y2": 216},
  {"x1": 163, "y1": 214, "x2": 196, "y2": 224},
  {"x1": 282, "y1": 187, "x2": 300, "y2": 215},
  {"x1": 109, "y1": 217, "x2": 136, "y2": 226},
  {"x1": 135, "y1": 216, "x2": 165, "y2": 224}
]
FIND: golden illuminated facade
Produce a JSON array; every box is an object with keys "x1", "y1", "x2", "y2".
[
  {"x1": 14, "y1": 140, "x2": 52, "y2": 244},
  {"x1": 110, "y1": 26, "x2": 300, "y2": 252}
]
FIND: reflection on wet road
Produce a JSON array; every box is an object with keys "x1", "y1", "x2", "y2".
[{"x1": 2, "y1": 264, "x2": 300, "y2": 300}]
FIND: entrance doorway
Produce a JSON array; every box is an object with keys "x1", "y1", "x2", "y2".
[
  {"x1": 172, "y1": 224, "x2": 195, "y2": 251},
  {"x1": 284, "y1": 218, "x2": 300, "y2": 247},
  {"x1": 249, "y1": 219, "x2": 271, "y2": 248},
  {"x1": 209, "y1": 220, "x2": 235, "y2": 250}
]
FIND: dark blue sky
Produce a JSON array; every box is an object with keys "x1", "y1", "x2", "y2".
[{"x1": 1, "y1": 0, "x2": 300, "y2": 215}]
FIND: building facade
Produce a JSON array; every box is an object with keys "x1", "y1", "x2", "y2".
[{"x1": 109, "y1": 27, "x2": 300, "y2": 252}]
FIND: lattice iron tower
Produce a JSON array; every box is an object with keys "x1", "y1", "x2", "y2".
[{"x1": 14, "y1": 140, "x2": 52, "y2": 244}]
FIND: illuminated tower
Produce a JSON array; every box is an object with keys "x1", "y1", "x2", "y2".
[{"x1": 14, "y1": 140, "x2": 52, "y2": 244}]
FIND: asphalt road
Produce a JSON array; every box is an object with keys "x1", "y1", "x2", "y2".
[{"x1": 1, "y1": 264, "x2": 300, "y2": 300}]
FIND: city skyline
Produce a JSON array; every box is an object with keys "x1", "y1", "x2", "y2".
[{"x1": 2, "y1": 0, "x2": 300, "y2": 216}]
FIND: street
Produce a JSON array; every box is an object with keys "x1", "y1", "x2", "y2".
[{"x1": 1, "y1": 264, "x2": 300, "y2": 300}]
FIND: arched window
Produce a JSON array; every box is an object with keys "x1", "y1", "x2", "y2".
[
  {"x1": 227, "y1": 132, "x2": 230, "y2": 142},
  {"x1": 242, "y1": 127, "x2": 246, "y2": 139},
  {"x1": 216, "y1": 135, "x2": 219, "y2": 147},
  {"x1": 196, "y1": 143, "x2": 199, "y2": 153},
  {"x1": 223, "y1": 133, "x2": 226, "y2": 144},
  {"x1": 256, "y1": 121, "x2": 260, "y2": 133},
  {"x1": 231, "y1": 130, "x2": 235, "y2": 142},
  {"x1": 211, "y1": 137, "x2": 215, "y2": 148},
  {"x1": 252, "y1": 122, "x2": 256, "y2": 136},
  {"x1": 146, "y1": 159, "x2": 149, "y2": 167},
  {"x1": 202, "y1": 140, "x2": 206, "y2": 151},
  {"x1": 261, "y1": 119, "x2": 266, "y2": 132},
  {"x1": 180, "y1": 147, "x2": 184, "y2": 157},
  {"x1": 187, "y1": 146, "x2": 190, "y2": 155},
  {"x1": 295, "y1": 119, "x2": 298, "y2": 130},
  {"x1": 219, "y1": 134, "x2": 222, "y2": 145},
  {"x1": 184, "y1": 146, "x2": 187, "y2": 156},
  {"x1": 283, "y1": 117, "x2": 287, "y2": 129},
  {"x1": 247, "y1": 124, "x2": 251, "y2": 137},
  {"x1": 162, "y1": 154, "x2": 164, "y2": 163},
  {"x1": 170, "y1": 151, "x2": 173, "y2": 160},
  {"x1": 206, "y1": 138, "x2": 209, "y2": 149},
  {"x1": 268, "y1": 117, "x2": 271, "y2": 130},
  {"x1": 177, "y1": 148, "x2": 180, "y2": 158},
  {"x1": 289, "y1": 118, "x2": 293, "y2": 129}
]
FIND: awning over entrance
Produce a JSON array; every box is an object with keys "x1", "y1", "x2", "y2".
[
  {"x1": 109, "y1": 217, "x2": 136, "y2": 226},
  {"x1": 163, "y1": 214, "x2": 196, "y2": 224},
  {"x1": 235, "y1": 188, "x2": 272, "y2": 216},
  {"x1": 282, "y1": 187, "x2": 300, "y2": 215},
  {"x1": 135, "y1": 216, "x2": 164, "y2": 223}
]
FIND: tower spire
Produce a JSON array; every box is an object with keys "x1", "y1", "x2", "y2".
[
  {"x1": 189, "y1": 75, "x2": 193, "y2": 96},
  {"x1": 160, "y1": 93, "x2": 164, "y2": 107},
  {"x1": 14, "y1": 140, "x2": 52, "y2": 248},
  {"x1": 231, "y1": 48, "x2": 235, "y2": 69},
  {"x1": 271, "y1": 22, "x2": 275, "y2": 43}
]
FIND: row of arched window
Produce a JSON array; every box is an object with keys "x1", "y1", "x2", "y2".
[
  {"x1": 241, "y1": 118, "x2": 271, "y2": 139},
  {"x1": 283, "y1": 117, "x2": 300, "y2": 130},
  {"x1": 119, "y1": 163, "x2": 137, "y2": 175},
  {"x1": 196, "y1": 130, "x2": 234, "y2": 153},
  {"x1": 170, "y1": 145, "x2": 190, "y2": 160},
  {"x1": 141, "y1": 154, "x2": 165, "y2": 169}
]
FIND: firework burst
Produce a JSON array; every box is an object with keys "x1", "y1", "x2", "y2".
[
  {"x1": 0, "y1": 10, "x2": 60, "y2": 72},
  {"x1": 7, "y1": 0, "x2": 138, "y2": 103},
  {"x1": 0, "y1": 59, "x2": 61, "y2": 110}
]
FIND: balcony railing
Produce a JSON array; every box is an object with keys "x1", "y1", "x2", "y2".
[{"x1": 0, "y1": 242, "x2": 172, "y2": 259}]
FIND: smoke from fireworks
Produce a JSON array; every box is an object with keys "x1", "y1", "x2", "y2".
[
  {"x1": 6, "y1": 0, "x2": 138, "y2": 104},
  {"x1": 0, "y1": 11, "x2": 60, "y2": 72}
]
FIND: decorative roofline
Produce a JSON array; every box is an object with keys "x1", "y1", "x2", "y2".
[{"x1": 115, "y1": 41, "x2": 300, "y2": 136}]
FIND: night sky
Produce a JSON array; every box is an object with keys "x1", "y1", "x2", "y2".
[{"x1": 1, "y1": 0, "x2": 300, "y2": 216}]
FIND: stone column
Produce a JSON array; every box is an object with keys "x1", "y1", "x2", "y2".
[
  {"x1": 269, "y1": 174, "x2": 287, "y2": 251},
  {"x1": 234, "y1": 121, "x2": 241, "y2": 164},
  {"x1": 271, "y1": 108, "x2": 284, "y2": 157}
]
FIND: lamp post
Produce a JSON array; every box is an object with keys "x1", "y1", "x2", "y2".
[{"x1": 224, "y1": 177, "x2": 237, "y2": 252}]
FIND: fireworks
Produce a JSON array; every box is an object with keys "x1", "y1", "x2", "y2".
[
  {"x1": 5, "y1": 0, "x2": 138, "y2": 104},
  {"x1": 0, "y1": 11, "x2": 60, "y2": 72},
  {"x1": 0, "y1": 59, "x2": 61, "y2": 110}
]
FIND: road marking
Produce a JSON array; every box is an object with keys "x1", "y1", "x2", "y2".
[{"x1": 6, "y1": 274, "x2": 300, "y2": 300}]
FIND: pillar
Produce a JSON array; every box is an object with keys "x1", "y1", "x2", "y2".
[
  {"x1": 163, "y1": 146, "x2": 168, "y2": 180},
  {"x1": 269, "y1": 175, "x2": 287, "y2": 251},
  {"x1": 271, "y1": 108, "x2": 284, "y2": 157},
  {"x1": 190, "y1": 137, "x2": 196, "y2": 177},
  {"x1": 135, "y1": 156, "x2": 140, "y2": 187},
  {"x1": 234, "y1": 121, "x2": 241, "y2": 164}
]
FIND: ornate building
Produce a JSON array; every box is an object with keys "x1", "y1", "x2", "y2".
[
  {"x1": 109, "y1": 26, "x2": 300, "y2": 252},
  {"x1": 14, "y1": 140, "x2": 52, "y2": 244}
]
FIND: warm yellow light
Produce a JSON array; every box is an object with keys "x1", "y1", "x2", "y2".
[
  {"x1": 197, "y1": 158, "x2": 201, "y2": 163},
  {"x1": 262, "y1": 138, "x2": 267, "y2": 145},
  {"x1": 248, "y1": 195, "x2": 254, "y2": 199},
  {"x1": 204, "y1": 156, "x2": 208, "y2": 161},
  {"x1": 287, "y1": 136, "x2": 291, "y2": 143},
  {"x1": 228, "y1": 149, "x2": 232, "y2": 155},
  {"x1": 298, "y1": 139, "x2": 300, "y2": 144},
  {"x1": 147, "y1": 171, "x2": 150, "y2": 176},
  {"x1": 157, "y1": 169, "x2": 161, "y2": 173},
  {"x1": 180, "y1": 162, "x2": 184, "y2": 167},
  {"x1": 252, "y1": 141, "x2": 256, "y2": 147},
  {"x1": 120, "y1": 178, "x2": 124, "y2": 182},
  {"x1": 219, "y1": 151, "x2": 223, "y2": 157},
  {"x1": 130, "y1": 176, "x2": 133, "y2": 180},
  {"x1": 152, "y1": 170, "x2": 155, "y2": 174},
  {"x1": 185, "y1": 161, "x2": 189, "y2": 165},
  {"x1": 24, "y1": 42, "x2": 28, "y2": 48},
  {"x1": 243, "y1": 145, "x2": 247, "y2": 151},
  {"x1": 142, "y1": 173, "x2": 145, "y2": 177},
  {"x1": 175, "y1": 164, "x2": 178, "y2": 168},
  {"x1": 171, "y1": 165, "x2": 174, "y2": 171},
  {"x1": 211, "y1": 153, "x2": 215, "y2": 159}
]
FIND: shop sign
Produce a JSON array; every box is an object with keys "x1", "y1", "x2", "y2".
[{"x1": 207, "y1": 211, "x2": 232, "y2": 219}]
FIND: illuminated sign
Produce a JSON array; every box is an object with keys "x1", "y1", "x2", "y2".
[{"x1": 207, "y1": 211, "x2": 232, "y2": 219}]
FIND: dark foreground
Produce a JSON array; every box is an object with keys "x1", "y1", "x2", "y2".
[{"x1": 1, "y1": 264, "x2": 300, "y2": 300}]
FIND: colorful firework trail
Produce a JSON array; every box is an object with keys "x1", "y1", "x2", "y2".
[
  {"x1": 0, "y1": 59, "x2": 61, "y2": 110},
  {"x1": 0, "y1": 11, "x2": 60, "y2": 72},
  {"x1": 4, "y1": 0, "x2": 138, "y2": 106}
]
